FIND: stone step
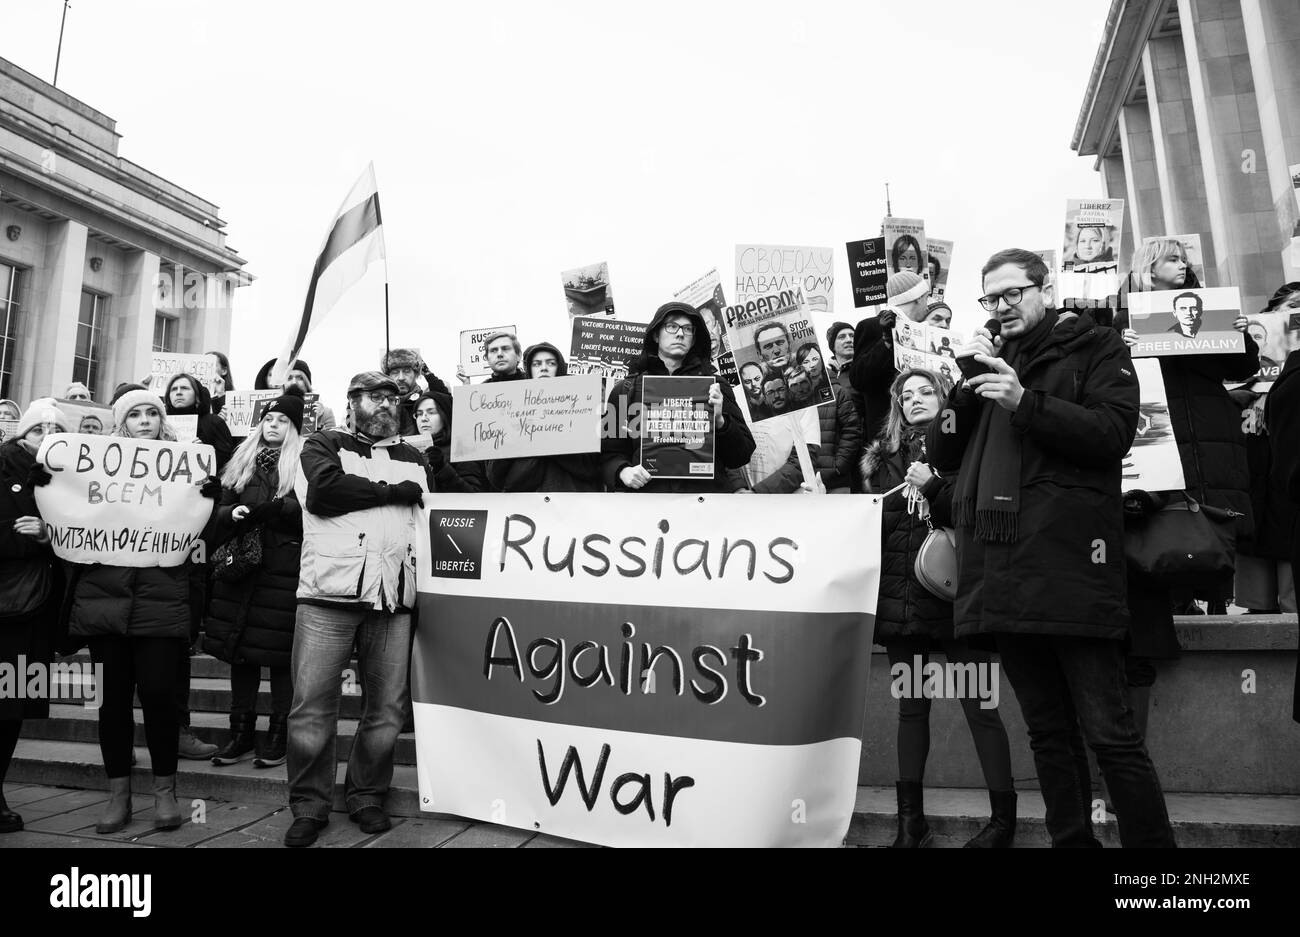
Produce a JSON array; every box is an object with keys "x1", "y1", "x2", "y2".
[
  {"x1": 9, "y1": 740, "x2": 1299, "y2": 847},
  {"x1": 184, "y1": 677, "x2": 371, "y2": 720},
  {"x1": 24, "y1": 705, "x2": 419, "y2": 765}
]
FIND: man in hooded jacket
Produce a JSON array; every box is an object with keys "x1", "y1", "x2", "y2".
[{"x1": 602, "y1": 302, "x2": 754, "y2": 493}]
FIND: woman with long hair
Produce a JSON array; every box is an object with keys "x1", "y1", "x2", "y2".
[
  {"x1": 862, "y1": 368, "x2": 1015, "y2": 848},
  {"x1": 1128, "y1": 238, "x2": 1200, "y2": 293},
  {"x1": 0, "y1": 400, "x2": 68, "y2": 833},
  {"x1": 890, "y1": 235, "x2": 924, "y2": 275},
  {"x1": 60, "y1": 390, "x2": 220, "y2": 834},
  {"x1": 205, "y1": 388, "x2": 305, "y2": 768}
]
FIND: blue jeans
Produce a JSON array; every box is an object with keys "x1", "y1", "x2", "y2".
[
  {"x1": 995, "y1": 633, "x2": 1176, "y2": 848},
  {"x1": 287, "y1": 604, "x2": 410, "y2": 820}
]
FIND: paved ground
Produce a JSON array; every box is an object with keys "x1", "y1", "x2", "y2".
[{"x1": 0, "y1": 784, "x2": 594, "y2": 848}]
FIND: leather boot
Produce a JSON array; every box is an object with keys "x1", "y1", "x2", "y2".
[
  {"x1": 254, "y1": 713, "x2": 287, "y2": 769},
  {"x1": 212, "y1": 713, "x2": 257, "y2": 766},
  {"x1": 890, "y1": 780, "x2": 933, "y2": 848},
  {"x1": 95, "y1": 776, "x2": 133, "y2": 834},
  {"x1": 152, "y1": 774, "x2": 183, "y2": 830},
  {"x1": 0, "y1": 790, "x2": 22, "y2": 834},
  {"x1": 964, "y1": 789, "x2": 1017, "y2": 848}
]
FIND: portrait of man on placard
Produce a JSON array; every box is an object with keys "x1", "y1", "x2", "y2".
[{"x1": 1166, "y1": 291, "x2": 1204, "y2": 338}]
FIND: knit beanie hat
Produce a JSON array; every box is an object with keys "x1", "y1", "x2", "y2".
[
  {"x1": 826, "y1": 321, "x2": 853, "y2": 348},
  {"x1": 381, "y1": 348, "x2": 422, "y2": 372},
  {"x1": 15, "y1": 397, "x2": 70, "y2": 440},
  {"x1": 262, "y1": 384, "x2": 305, "y2": 433},
  {"x1": 886, "y1": 271, "x2": 928, "y2": 306},
  {"x1": 113, "y1": 390, "x2": 167, "y2": 432}
]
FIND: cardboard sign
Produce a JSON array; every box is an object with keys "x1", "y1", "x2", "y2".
[
  {"x1": 1123, "y1": 359, "x2": 1186, "y2": 493},
  {"x1": 882, "y1": 218, "x2": 929, "y2": 287},
  {"x1": 672, "y1": 268, "x2": 731, "y2": 360},
  {"x1": 171, "y1": 415, "x2": 198, "y2": 444},
  {"x1": 0, "y1": 419, "x2": 20, "y2": 443},
  {"x1": 561, "y1": 261, "x2": 615, "y2": 318},
  {"x1": 411, "y1": 493, "x2": 882, "y2": 847},
  {"x1": 54, "y1": 398, "x2": 114, "y2": 436},
  {"x1": 1246, "y1": 309, "x2": 1299, "y2": 385},
  {"x1": 640, "y1": 376, "x2": 715, "y2": 479},
  {"x1": 1059, "y1": 198, "x2": 1125, "y2": 306},
  {"x1": 34, "y1": 434, "x2": 216, "y2": 567},
  {"x1": 845, "y1": 237, "x2": 888, "y2": 308},
  {"x1": 568, "y1": 317, "x2": 648, "y2": 384},
  {"x1": 1129, "y1": 287, "x2": 1244, "y2": 358},
  {"x1": 927, "y1": 238, "x2": 953, "y2": 302},
  {"x1": 735, "y1": 245, "x2": 834, "y2": 318},
  {"x1": 450, "y1": 373, "x2": 602, "y2": 462},
  {"x1": 462, "y1": 326, "x2": 517, "y2": 380},
  {"x1": 151, "y1": 353, "x2": 222, "y2": 397},
  {"x1": 892, "y1": 320, "x2": 964, "y2": 388},
  {"x1": 723, "y1": 288, "x2": 835, "y2": 424},
  {"x1": 219, "y1": 391, "x2": 281, "y2": 437}
]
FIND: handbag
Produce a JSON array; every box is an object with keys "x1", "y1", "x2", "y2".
[
  {"x1": 915, "y1": 517, "x2": 959, "y2": 602},
  {"x1": 1123, "y1": 493, "x2": 1239, "y2": 586},
  {"x1": 211, "y1": 527, "x2": 263, "y2": 583}
]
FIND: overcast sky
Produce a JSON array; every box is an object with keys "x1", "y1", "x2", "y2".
[{"x1": 7, "y1": 0, "x2": 1110, "y2": 410}]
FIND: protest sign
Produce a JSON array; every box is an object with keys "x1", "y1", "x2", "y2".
[
  {"x1": 450, "y1": 373, "x2": 602, "y2": 462},
  {"x1": 33, "y1": 434, "x2": 216, "y2": 567},
  {"x1": 561, "y1": 261, "x2": 615, "y2": 318},
  {"x1": 151, "y1": 352, "x2": 222, "y2": 397},
  {"x1": 927, "y1": 238, "x2": 953, "y2": 301},
  {"x1": 461, "y1": 325, "x2": 517, "y2": 380},
  {"x1": 568, "y1": 317, "x2": 648, "y2": 384},
  {"x1": 723, "y1": 288, "x2": 835, "y2": 424},
  {"x1": 1128, "y1": 287, "x2": 1244, "y2": 358},
  {"x1": 1059, "y1": 198, "x2": 1125, "y2": 306},
  {"x1": 640, "y1": 376, "x2": 715, "y2": 479},
  {"x1": 735, "y1": 245, "x2": 834, "y2": 318},
  {"x1": 882, "y1": 217, "x2": 929, "y2": 287},
  {"x1": 893, "y1": 319, "x2": 963, "y2": 388},
  {"x1": 845, "y1": 237, "x2": 888, "y2": 308},
  {"x1": 0, "y1": 420, "x2": 19, "y2": 443},
  {"x1": 411, "y1": 492, "x2": 882, "y2": 847},
  {"x1": 1141, "y1": 233, "x2": 1206, "y2": 289},
  {"x1": 1245, "y1": 309, "x2": 1299, "y2": 384},
  {"x1": 1035, "y1": 249, "x2": 1058, "y2": 294},
  {"x1": 219, "y1": 390, "x2": 281, "y2": 436},
  {"x1": 54, "y1": 398, "x2": 114, "y2": 436},
  {"x1": 1123, "y1": 359, "x2": 1186, "y2": 493},
  {"x1": 672, "y1": 268, "x2": 730, "y2": 359},
  {"x1": 171, "y1": 415, "x2": 198, "y2": 444},
  {"x1": 1291, "y1": 163, "x2": 1300, "y2": 215}
]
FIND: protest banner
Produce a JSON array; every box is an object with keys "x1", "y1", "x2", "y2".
[
  {"x1": 54, "y1": 398, "x2": 114, "y2": 436},
  {"x1": 1059, "y1": 198, "x2": 1125, "y2": 306},
  {"x1": 1123, "y1": 359, "x2": 1186, "y2": 493},
  {"x1": 640, "y1": 376, "x2": 715, "y2": 479},
  {"x1": 568, "y1": 317, "x2": 648, "y2": 384},
  {"x1": 450, "y1": 373, "x2": 602, "y2": 462},
  {"x1": 151, "y1": 352, "x2": 222, "y2": 397},
  {"x1": 893, "y1": 319, "x2": 964, "y2": 388},
  {"x1": 1245, "y1": 309, "x2": 1300, "y2": 385},
  {"x1": 882, "y1": 217, "x2": 929, "y2": 287},
  {"x1": 927, "y1": 238, "x2": 953, "y2": 301},
  {"x1": 723, "y1": 287, "x2": 835, "y2": 424},
  {"x1": 411, "y1": 492, "x2": 882, "y2": 847},
  {"x1": 219, "y1": 390, "x2": 281, "y2": 436},
  {"x1": 735, "y1": 245, "x2": 835, "y2": 318},
  {"x1": 561, "y1": 261, "x2": 615, "y2": 318},
  {"x1": 1141, "y1": 233, "x2": 1206, "y2": 289},
  {"x1": 461, "y1": 326, "x2": 517, "y2": 380},
  {"x1": 672, "y1": 268, "x2": 730, "y2": 359},
  {"x1": 33, "y1": 434, "x2": 216, "y2": 567},
  {"x1": 845, "y1": 237, "x2": 888, "y2": 308},
  {"x1": 1128, "y1": 287, "x2": 1244, "y2": 358}
]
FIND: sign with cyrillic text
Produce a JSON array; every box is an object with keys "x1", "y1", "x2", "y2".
[
  {"x1": 150, "y1": 352, "x2": 222, "y2": 397},
  {"x1": 449, "y1": 373, "x2": 602, "y2": 462}
]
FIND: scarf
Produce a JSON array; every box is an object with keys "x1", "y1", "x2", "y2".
[
  {"x1": 951, "y1": 309, "x2": 1063, "y2": 543},
  {"x1": 255, "y1": 446, "x2": 281, "y2": 474}
]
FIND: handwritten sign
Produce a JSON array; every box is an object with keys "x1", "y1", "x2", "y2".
[
  {"x1": 450, "y1": 373, "x2": 602, "y2": 462},
  {"x1": 568, "y1": 317, "x2": 648, "y2": 383},
  {"x1": 735, "y1": 245, "x2": 834, "y2": 318},
  {"x1": 461, "y1": 325, "x2": 517, "y2": 379},
  {"x1": 219, "y1": 391, "x2": 281, "y2": 436},
  {"x1": 34, "y1": 434, "x2": 216, "y2": 567},
  {"x1": 0, "y1": 419, "x2": 19, "y2": 443},
  {"x1": 641, "y1": 376, "x2": 715, "y2": 479},
  {"x1": 171, "y1": 414, "x2": 198, "y2": 444},
  {"x1": 151, "y1": 353, "x2": 222, "y2": 397}
]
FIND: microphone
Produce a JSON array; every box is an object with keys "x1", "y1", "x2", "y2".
[
  {"x1": 983, "y1": 318, "x2": 1002, "y2": 340},
  {"x1": 956, "y1": 319, "x2": 1002, "y2": 381}
]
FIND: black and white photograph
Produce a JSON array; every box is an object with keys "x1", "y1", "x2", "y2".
[{"x1": 1128, "y1": 286, "x2": 1246, "y2": 357}]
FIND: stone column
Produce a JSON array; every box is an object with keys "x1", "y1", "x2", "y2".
[
  {"x1": 22, "y1": 218, "x2": 86, "y2": 402},
  {"x1": 1118, "y1": 102, "x2": 1167, "y2": 246},
  {"x1": 110, "y1": 249, "x2": 160, "y2": 392},
  {"x1": 1143, "y1": 36, "x2": 1214, "y2": 253}
]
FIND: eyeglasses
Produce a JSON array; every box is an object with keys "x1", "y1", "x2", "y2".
[
  {"x1": 361, "y1": 391, "x2": 399, "y2": 406},
  {"x1": 662, "y1": 322, "x2": 695, "y2": 336},
  {"x1": 897, "y1": 386, "x2": 938, "y2": 406},
  {"x1": 978, "y1": 283, "x2": 1041, "y2": 312}
]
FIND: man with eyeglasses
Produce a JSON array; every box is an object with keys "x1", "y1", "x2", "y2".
[
  {"x1": 285, "y1": 370, "x2": 440, "y2": 847},
  {"x1": 927, "y1": 248, "x2": 1175, "y2": 848},
  {"x1": 602, "y1": 302, "x2": 754, "y2": 493}
]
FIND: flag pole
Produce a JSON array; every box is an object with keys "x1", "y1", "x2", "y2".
[
  {"x1": 53, "y1": 1, "x2": 70, "y2": 87},
  {"x1": 384, "y1": 281, "x2": 391, "y2": 361}
]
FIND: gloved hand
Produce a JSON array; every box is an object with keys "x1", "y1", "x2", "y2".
[
  {"x1": 244, "y1": 498, "x2": 283, "y2": 525},
  {"x1": 1122, "y1": 489, "x2": 1161, "y2": 518},
  {"x1": 199, "y1": 477, "x2": 223, "y2": 499},
  {"x1": 27, "y1": 463, "x2": 54, "y2": 488},
  {"x1": 385, "y1": 480, "x2": 425, "y2": 507},
  {"x1": 424, "y1": 445, "x2": 446, "y2": 474}
]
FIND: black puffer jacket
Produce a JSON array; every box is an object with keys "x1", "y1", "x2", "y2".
[
  {"x1": 67, "y1": 564, "x2": 192, "y2": 640},
  {"x1": 862, "y1": 428, "x2": 956, "y2": 643},
  {"x1": 0, "y1": 440, "x2": 59, "y2": 619},
  {"x1": 847, "y1": 313, "x2": 898, "y2": 443},
  {"x1": 601, "y1": 303, "x2": 755, "y2": 493},
  {"x1": 928, "y1": 311, "x2": 1139, "y2": 640},
  {"x1": 164, "y1": 374, "x2": 235, "y2": 471},
  {"x1": 203, "y1": 458, "x2": 301, "y2": 668},
  {"x1": 814, "y1": 390, "x2": 864, "y2": 491}
]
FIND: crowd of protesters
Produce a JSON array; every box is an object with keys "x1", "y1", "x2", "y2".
[{"x1": 1, "y1": 248, "x2": 1298, "y2": 849}]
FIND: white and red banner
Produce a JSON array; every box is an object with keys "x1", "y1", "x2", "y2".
[{"x1": 412, "y1": 493, "x2": 881, "y2": 847}]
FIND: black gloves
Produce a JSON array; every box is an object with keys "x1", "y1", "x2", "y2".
[
  {"x1": 244, "y1": 498, "x2": 283, "y2": 525},
  {"x1": 424, "y1": 445, "x2": 446, "y2": 474},
  {"x1": 384, "y1": 480, "x2": 425, "y2": 507},
  {"x1": 200, "y1": 477, "x2": 223, "y2": 499},
  {"x1": 27, "y1": 463, "x2": 53, "y2": 488}
]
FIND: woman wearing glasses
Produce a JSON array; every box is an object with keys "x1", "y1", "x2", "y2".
[{"x1": 862, "y1": 368, "x2": 1015, "y2": 848}]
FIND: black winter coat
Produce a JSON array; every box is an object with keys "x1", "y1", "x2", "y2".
[
  {"x1": 928, "y1": 312, "x2": 1139, "y2": 641},
  {"x1": 601, "y1": 306, "x2": 755, "y2": 493},
  {"x1": 67, "y1": 564, "x2": 193, "y2": 640},
  {"x1": 203, "y1": 463, "x2": 302, "y2": 668},
  {"x1": 847, "y1": 314, "x2": 898, "y2": 444},
  {"x1": 165, "y1": 380, "x2": 235, "y2": 471},
  {"x1": 862, "y1": 431, "x2": 956, "y2": 643},
  {"x1": 814, "y1": 390, "x2": 864, "y2": 491},
  {"x1": 413, "y1": 391, "x2": 487, "y2": 493}
]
